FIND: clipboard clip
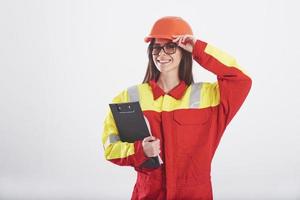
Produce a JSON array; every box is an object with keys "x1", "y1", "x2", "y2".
[{"x1": 117, "y1": 103, "x2": 135, "y2": 113}]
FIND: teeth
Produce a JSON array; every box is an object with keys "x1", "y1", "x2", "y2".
[{"x1": 158, "y1": 60, "x2": 171, "y2": 63}]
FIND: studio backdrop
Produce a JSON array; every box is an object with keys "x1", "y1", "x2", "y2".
[{"x1": 0, "y1": 0, "x2": 299, "y2": 199}]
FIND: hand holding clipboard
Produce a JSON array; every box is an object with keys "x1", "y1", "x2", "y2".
[
  {"x1": 109, "y1": 101, "x2": 163, "y2": 168},
  {"x1": 143, "y1": 116, "x2": 163, "y2": 164}
]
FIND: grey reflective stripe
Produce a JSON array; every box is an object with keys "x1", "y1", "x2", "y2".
[
  {"x1": 109, "y1": 134, "x2": 120, "y2": 143},
  {"x1": 127, "y1": 85, "x2": 140, "y2": 102},
  {"x1": 189, "y1": 82, "x2": 202, "y2": 108},
  {"x1": 104, "y1": 134, "x2": 121, "y2": 149}
]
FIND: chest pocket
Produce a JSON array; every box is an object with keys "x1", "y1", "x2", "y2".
[{"x1": 173, "y1": 108, "x2": 212, "y2": 154}]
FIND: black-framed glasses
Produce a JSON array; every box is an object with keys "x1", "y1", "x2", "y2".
[{"x1": 151, "y1": 42, "x2": 178, "y2": 55}]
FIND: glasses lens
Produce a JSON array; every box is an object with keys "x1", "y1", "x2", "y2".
[
  {"x1": 152, "y1": 45, "x2": 161, "y2": 55},
  {"x1": 151, "y1": 42, "x2": 177, "y2": 55},
  {"x1": 164, "y1": 43, "x2": 177, "y2": 54}
]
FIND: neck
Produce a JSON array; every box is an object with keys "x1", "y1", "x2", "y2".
[{"x1": 157, "y1": 73, "x2": 180, "y2": 93}]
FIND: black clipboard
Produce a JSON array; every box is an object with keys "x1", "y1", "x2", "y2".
[{"x1": 109, "y1": 101, "x2": 161, "y2": 169}]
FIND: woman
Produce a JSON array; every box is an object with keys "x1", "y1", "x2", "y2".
[{"x1": 102, "y1": 16, "x2": 252, "y2": 200}]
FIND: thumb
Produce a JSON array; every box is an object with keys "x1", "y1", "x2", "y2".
[{"x1": 143, "y1": 136, "x2": 156, "y2": 142}]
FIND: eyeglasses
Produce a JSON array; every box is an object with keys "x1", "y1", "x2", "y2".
[{"x1": 151, "y1": 42, "x2": 178, "y2": 55}]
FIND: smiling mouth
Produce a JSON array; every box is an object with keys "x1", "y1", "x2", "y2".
[{"x1": 157, "y1": 59, "x2": 172, "y2": 64}]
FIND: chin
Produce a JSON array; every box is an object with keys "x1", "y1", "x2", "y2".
[
  {"x1": 159, "y1": 66, "x2": 177, "y2": 72},
  {"x1": 157, "y1": 65, "x2": 177, "y2": 73},
  {"x1": 158, "y1": 68, "x2": 170, "y2": 73}
]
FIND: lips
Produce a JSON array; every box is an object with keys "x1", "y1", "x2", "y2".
[{"x1": 157, "y1": 59, "x2": 172, "y2": 64}]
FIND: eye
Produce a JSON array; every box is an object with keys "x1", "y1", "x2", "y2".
[
  {"x1": 152, "y1": 45, "x2": 161, "y2": 50},
  {"x1": 166, "y1": 43, "x2": 177, "y2": 49}
]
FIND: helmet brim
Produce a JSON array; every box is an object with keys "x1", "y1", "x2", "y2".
[{"x1": 144, "y1": 35, "x2": 174, "y2": 43}]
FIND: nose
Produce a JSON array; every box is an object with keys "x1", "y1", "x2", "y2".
[{"x1": 158, "y1": 48, "x2": 167, "y2": 56}]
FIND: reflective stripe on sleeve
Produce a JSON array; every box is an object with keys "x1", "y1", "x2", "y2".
[{"x1": 104, "y1": 134, "x2": 121, "y2": 149}]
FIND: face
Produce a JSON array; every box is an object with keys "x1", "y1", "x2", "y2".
[{"x1": 151, "y1": 38, "x2": 182, "y2": 74}]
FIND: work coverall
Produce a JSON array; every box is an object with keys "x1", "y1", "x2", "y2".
[{"x1": 102, "y1": 39, "x2": 252, "y2": 200}]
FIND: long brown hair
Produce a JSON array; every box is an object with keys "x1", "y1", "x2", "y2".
[{"x1": 142, "y1": 39, "x2": 194, "y2": 86}]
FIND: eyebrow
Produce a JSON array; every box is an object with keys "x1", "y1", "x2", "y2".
[{"x1": 153, "y1": 42, "x2": 172, "y2": 45}]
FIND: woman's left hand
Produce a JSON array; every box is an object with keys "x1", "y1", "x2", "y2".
[{"x1": 172, "y1": 35, "x2": 197, "y2": 53}]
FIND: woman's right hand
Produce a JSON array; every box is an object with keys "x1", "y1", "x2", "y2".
[{"x1": 142, "y1": 136, "x2": 161, "y2": 157}]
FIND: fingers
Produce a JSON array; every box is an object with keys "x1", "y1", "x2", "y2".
[
  {"x1": 172, "y1": 35, "x2": 181, "y2": 43},
  {"x1": 152, "y1": 139, "x2": 160, "y2": 149},
  {"x1": 143, "y1": 136, "x2": 156, "y2": 142},
  {"x1": 181, "y1": 35, "x2": 188, "y2": 45},
  {"x1": 142, "y1": 136, "x2": 161, "y2": 157},
  {"x1": 172, "y1": 35, "x2": 195, "y2": 53},
  {"x1": 150, "y1": 141, "x2": 161, "y2": 156},
  {"x1": 172, "y1": 35, "x2": 194, "y2": 45},
  {"x1": 150, "y1": 145, "x2": 161, "y2": 157},
  {"x1": 145, "y1": 145, "x2": 161, "y2": 157},
  {"x1": 179, "y1": 37, "x2": 184, "y2": 47},
  {"x1": 172, "y1": 35, "x2": 184, "y2": 48}
]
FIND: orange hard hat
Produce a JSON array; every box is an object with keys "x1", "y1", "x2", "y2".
[{"x1": 144, "y1": 16, "x2": 193, "y2": 43}]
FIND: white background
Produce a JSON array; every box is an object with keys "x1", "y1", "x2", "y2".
[{"x1": 1, "y1": 0, "x2": 300, "y2": 199}]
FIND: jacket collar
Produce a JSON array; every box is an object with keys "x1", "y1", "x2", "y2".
[{"x1": 148, "y1": 79, "x2": 187, "y2": 100}]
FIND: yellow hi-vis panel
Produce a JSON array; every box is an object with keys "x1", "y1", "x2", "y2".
[
  {"x1": 200, "y1": 82, "x2": 220, "y2": 108},
  {"x1": 204, "y1": 43, "x2": 250, "y2": 76},
  {"x1": 137, "y1": 83, "x2": 220, "y2": 112},
  {"x1": 138, "y1": 83, "x2": 191, "y2": 112}
]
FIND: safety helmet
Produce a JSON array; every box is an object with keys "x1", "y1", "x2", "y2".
[{"x1": 144, "y1": 16, "x2": 193, "y2": 43}]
